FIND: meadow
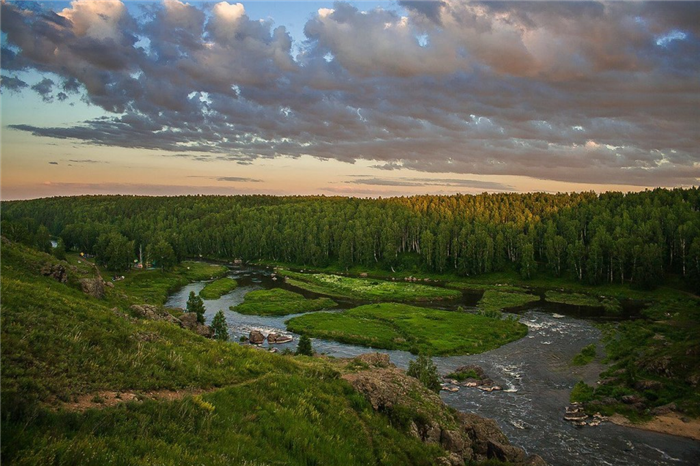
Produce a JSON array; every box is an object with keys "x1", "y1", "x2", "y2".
[
  {"x1": 280, "y1": 270, "x2": 461, "y2": 301},
  {"x1": 286, "y1": 303, "x2": 528, "y2": 356}
]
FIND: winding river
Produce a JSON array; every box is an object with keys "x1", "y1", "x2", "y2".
[{"x1": 166, "y1": 265, "x2": 700, "y2": 466}]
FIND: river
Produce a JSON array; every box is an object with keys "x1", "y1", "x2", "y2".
[{"x1": 165, "y1": 265, "x2": 700, "y2": 466}]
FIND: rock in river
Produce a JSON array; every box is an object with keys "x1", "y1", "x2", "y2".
[{"x1": 249, "y1": 330, "x2": 265, "y2": 345}]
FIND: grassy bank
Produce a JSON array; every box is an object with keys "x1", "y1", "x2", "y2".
[
  {"x1": 112, "y1": 261, "x2": 229, "y2": 305},
  {"x1": 572, "y1": 344, "x2": 597, "y2": 366},
  {"x1": 199, "y1": 277, "x2": 238, "y2": 300},
  {"x1": 231, "y1": 288, "x2": 337, "y2": 316},
  {"x1": 280, "y1": 271, "x2": 461, "y2": 302},
  {"x1": 0, "y1": 240, "x2": 456, "y2": 466},
  {"x1": 286, "y1": 303, "x2": 528, "y2": 356},
  {"x1": 478, "y1": 290, "x2": 540, "y2": 314},
  {"x1": 545, "y1": 290, "x2": 601, "y2": 307},
  {"x1": 573, "y1": 297, "x2": 700, "y2": 419}
]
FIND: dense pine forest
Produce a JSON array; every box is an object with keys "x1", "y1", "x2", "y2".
[{"x1": 3, "y1": 189, "x2": 700, "y2": 291}]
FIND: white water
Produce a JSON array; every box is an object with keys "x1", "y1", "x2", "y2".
[{"x1": 166, "y1": 265, "x2": 700, "y2": 466}]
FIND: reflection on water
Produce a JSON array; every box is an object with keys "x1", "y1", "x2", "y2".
[{"x1": 165, "y1": 264, "x2": 700, "y2": 466}]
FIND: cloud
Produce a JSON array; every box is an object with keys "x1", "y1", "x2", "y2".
[
  {"x1": 345, "y1": 176, "x2": 513, "y2": 191},
  {"x1": 216, "y1": 176, "x2": 263, "y2": 183},
  {"x1": 187, "y1": 175, "x2": 263, "y2": 183},
  {"x1": 1, "y1": 76, "x2": 28, "y2": 92},
  {"x1": 67, "y1": 159, "x2": 107, "y2": 164},
  {"x1": 31, "y1": 78, "x2": 55, "y2": 102},
  {"x1": 2, "y1": 0, "x2": 699, "y2": 188},
  {"x1": 49, "y1": 161, "x2": 58, "y2": 165}
]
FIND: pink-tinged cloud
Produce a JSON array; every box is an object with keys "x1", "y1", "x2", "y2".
[{"x1": 1, "y1": 0, "x2": 699, "y2": 187}]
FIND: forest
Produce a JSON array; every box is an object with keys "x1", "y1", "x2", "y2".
[{"x1": 2, "y1": 188, "x2": 700, "y2": 292}]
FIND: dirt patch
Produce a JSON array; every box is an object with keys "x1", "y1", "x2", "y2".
[
  {"x1": 54, "y1": 388, "x2": 212, "y2": 412},
  {"x1": 610, "y1": 413, "x2": 700, "y2": 441}
]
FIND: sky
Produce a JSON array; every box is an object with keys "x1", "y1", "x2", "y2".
[{"x1": 1, "y1": 0, "x2": 699, "y2": 200}]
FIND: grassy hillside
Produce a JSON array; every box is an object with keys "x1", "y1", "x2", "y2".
[{"x1": 0, "y1": 240, "x2": 456, "y2": 465}]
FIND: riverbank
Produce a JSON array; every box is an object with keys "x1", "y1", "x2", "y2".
[{"x1": 610, "y1": 413, "x2": 700, "y2": 442}]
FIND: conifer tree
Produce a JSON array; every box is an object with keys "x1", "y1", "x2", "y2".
[
  {"x1": 211, "y1": 310, "x2": 229, "y2": 341},
  {"x1": 186, "y1": 291, "x2": 206, "y2": 324}
]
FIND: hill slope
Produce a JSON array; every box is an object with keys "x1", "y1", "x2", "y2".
[{"x1": 1, "y1": 240, "x2": 543, "y2": 465}]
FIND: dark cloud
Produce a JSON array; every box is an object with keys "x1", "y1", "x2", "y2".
[
  {"x1": 217, "y1": 176, "x2": 263, "y2": 183},
  {"x1": 30, "y1": 78, "x2": 55, "y2": 102},
  {"x1": 49, "y1": 161, "x2": 58, "y2": 165},
  {"x1": 399, "y1": 1, "x2": 445, "y2": 24},
  {"x1": 2, "y1": 0, "x2": 699, "y2": 188},
  {"x1": 0, "y1": 75, "x2": 28, "y2": 92}
]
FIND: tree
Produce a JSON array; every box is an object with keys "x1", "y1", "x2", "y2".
[
  {"x1": 186, "y1": 291, "x2": 206, "y2": 324},
  {"x1": 211, "y1": 310, "x2": 229, "y2": 341},
  {"x1": 407, "y1": 353, "x2": 441, "y2": 393},
  {"x1": 296, "y1": 334, "x2": 313, "y2": 356},
  {"x1": 148, "y1": 239, "x2": 176, "y2": 271}
]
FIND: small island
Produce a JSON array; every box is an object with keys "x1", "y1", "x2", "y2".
[
  {"x1": 286, "y1": 302, "x2": 528, "y2": 356},
  {"x1": 231, "y1": 288, "x2": 336, "y2": 316},
  {"x1": 199, "y1": 277, "x2": 238, "y2": 300}
]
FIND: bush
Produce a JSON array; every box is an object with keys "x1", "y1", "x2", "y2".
[
  {"x1": 296, "y1": 335, "x2": 313, "y2": 356},
  {"x1": 407, "y1": 354, "x2": 441, "y2": 393}
]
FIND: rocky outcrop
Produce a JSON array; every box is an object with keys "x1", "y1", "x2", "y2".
[
  {"x1": 249, "y1": 330, "x2": 265, "y2": 344},
  {"x1": 180, "y1": 313, "x2": 213, "y2": 338},
  {"x1": 129, "y1": 305, "x2": 182, "y2": 326},
  {"x1": 343, "y1": 357, "x2": 545, "y2": 465},
  {"x1": 79, "y1": 278, "x2": 105, "y2": 299},
  {"x1": 41, "y1": 263, "x2": 69, "y2": 283},
  {"x1": 354, "y1": 352, "x2": 392, "y2": 368}
]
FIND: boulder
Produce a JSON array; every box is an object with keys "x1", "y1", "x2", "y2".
[
  {"x1": 651, "y1": 402, "x2": 677, "y2": 415},
  {"x1": 180, "y1": 313, "x2": 213, "y2": 338},
  {"x1": 635, "y1": 380, "x2": 663, "y2": 391},
  {"x1": 130, "y1": 304, "x2": 182, "y2": 326},
  {"x1": 621, "y1": 394, "x2": 644, "y2": 405},
  {"x1": 41, "y1": 264, "x2": 68, "y2": 283},
  {"x1": 268, "y1": 333, "x2": 293, "y2": 344},
  {"x1": 79, "y1": 278, "x2": 105, "y2": 299},
  {"x1": 487, "y1": 440, "x2": 527, "y2": 464},
  {"x1": 249, "y1": 330, "x2": 265, "y2": 345}
]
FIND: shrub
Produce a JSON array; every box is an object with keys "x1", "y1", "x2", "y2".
[
  {"x1": 407, "y1": 354, "x2": 441, "y2": 393},
  {"x1": 296, "y1": 334, "x2": 313, "y2": 356}
]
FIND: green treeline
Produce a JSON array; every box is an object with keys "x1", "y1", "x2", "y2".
[{"x1": 3, "y1": 189, "x2": 700, "y2": 290}]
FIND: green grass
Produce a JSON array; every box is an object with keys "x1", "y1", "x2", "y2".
[
  {"x1": 477, "y1": 290, "x2": 540, "y2": 313},
  {"x1": 579, "y1": 297, "x2": 700, "y2": 418},
  {"x1": 570, "y1": 381, "x2": 595, "y2": 403},
  {"x1": 2, "y1": 374, "x2": 445, "y2": 466},
  {"x1": 445, "y1": 369, "x2": 482, "y2": 381},
  {"x1": 1, "y1": 240, "x2": 454, "y2": 466},
  {"x1": 280, "y1": 271, "x2": 461, "y2": 302},
  {"x1": 231, "y1": 288, "x2": 337, "y2": 316},
  {"x1": 446, "y1": 282, "x2": 526, "y2": 293},
  {"x1": 114, "y1": 261, "x2": 229, "y2": 305},
  {"x1": 572, "y1": 344, "x2": 597, "y2": 366},
  {"x1": 545, "y1": 290, "x2": 601, "y2": 307},
  {"x1": 286, "y1": 303, "x2": 528, "y2": 356},
  {"x1": 199, "y1": 277, "x2": 238, "y2": 300}
]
